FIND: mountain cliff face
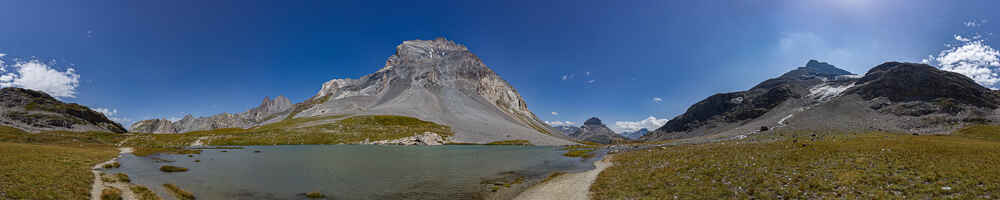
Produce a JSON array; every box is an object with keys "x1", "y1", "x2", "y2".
[
  {"x1": 130, "y1": 38, "x2": 572, "y2": 145},
  {"x1": 290, "y1": 38, "x2": 571, "y2": 145},
  {"x1": 644, "y1": 60, "x2": 1000, "y2": 141},
  {"x1": 0, "y1": 87, "x2": 126, "y2": 133},
  {"x1": 130, "y1": 96, "x2": 291, "y2": 133},
  {"x1": 562, "y1": 117, "x2": 628, "y2": 144}
]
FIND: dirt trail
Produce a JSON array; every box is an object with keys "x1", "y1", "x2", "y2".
[
  {"x1": 90, "y1": 137, "x2": 138, "y2": 200},
  {"x1": 514, "y1": 156, "x2": 614, "y2": 200}
]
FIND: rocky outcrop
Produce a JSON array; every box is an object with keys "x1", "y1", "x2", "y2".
[
  {"x1": 0, "y1": 87, "x2": 126, "y2": 133},
  {"x1": 644, "y1": 60, "x2": 1000, "y2": 141},
  {"x1": 552, "y1": 125, "x2": 581, "y2": 136},
  {"x1": 566, "y1": 117, "x2": 629, "y2": 144},
  {"x1": 361, "y1": 132, "x2": 446, "y2": 145},
  {"x1": 129, "y1": 96, "x2": 291, "y2": 133}
]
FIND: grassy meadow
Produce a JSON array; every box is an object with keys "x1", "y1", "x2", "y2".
[
  {"x1": 592, "y1": 127, "x2": 1000, "y2": 199},
  {"x1": 0, "y1": 126, "x2": 123, "y2": 199}
]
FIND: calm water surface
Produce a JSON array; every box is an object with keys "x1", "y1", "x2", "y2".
[{"x1": 110, "y1": 145, "x2": 600, "y2": 200}]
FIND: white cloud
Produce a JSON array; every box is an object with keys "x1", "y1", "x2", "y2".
[
  {"x1": 0, "y1": 53, "x2": 6, "y2": 57},
  {"x1": 926, "y1": 34, "x2": 1000, "y2": 88},
  {"x1": 550, "y1": 112, "x2": 559, "y2": 116},
  {"x1": 585, "y1": 71, "x2": 591, "y2": 76},
  {"x1": 652, "y1": 97, "x2": 663, "y2": 103},
  {"x1": 0, "y1": 59, "x2": 80, "y2": 98},
  {"x1": 94, "y1": 107, "x2": 131, "y2": 124},
  {"x1": 586, "y1": 79, "x2": 596, "y2": 84},
  {"x1": 613, "y1": 116, "x2": 669, "y2": 133},
  {"x1": 545, "y1": 121, "x2": 576, "y2": 126}
]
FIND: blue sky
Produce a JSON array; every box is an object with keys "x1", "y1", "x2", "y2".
[{"x1": 1, "y1": 0, "x2": 999, "y2": 132}]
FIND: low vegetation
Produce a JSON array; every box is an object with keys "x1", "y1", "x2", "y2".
[
  {"x1": 305, "y1": 191, "x2": 326, "y2": 198},
  {"x1": 103, "y1": 162, "x2": 121, "y2": 169},
  {"x1": 164, "y1": 183, "x2": 196, "y2": 200},
  {"x1": 126, "y1": 115, "x2": 453, "y2": 155},
  {"x1": 485, "y1": 140, "x2": 533, "y2": 145},
  {"x1": 160, "y1": 165, "x2": 189, "y2": 173},
  {"x1": 561, "y1": 145, "x2": 598, "y2": 158},
  {"x1": 0, "y1": 126, "x2": 119, "y2": 200},
  {"x1": 130, "y1": 185, "x2": 163, "y2": 200},
  {"x1": 100, "y1": 187, "x2": 123, "y2": 200},
  {"x1": 592, "y1": 131, "x2": 1000, "y2": 199}
]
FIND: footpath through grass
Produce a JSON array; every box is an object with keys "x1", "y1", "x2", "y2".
[{"x1": 593, "y1": 129, "x2": 1000, "y2": 199}]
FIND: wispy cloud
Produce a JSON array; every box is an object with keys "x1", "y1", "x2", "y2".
[
  {"x1": 560, "y1": 74, "x2": 575, "y2": 81},
  {"x1": 545, "y1": 121, "x2": 576, "y2": 126},
  {"x1": 652, "y1": 97, "x2": 663, "y2": 103},
  {"x1": 585, "y1": 71, "x2": 591, "y2": 76},
  {"x1": 613, "y1": 116, "x2": 669, "y2": 133},
  {"x1": 0, "y1": 57, "x2": 80, "y2": 98},
  {"x1": 965, "y1": 19, "x2": 988, "y2": 27},
  {"x1": 586, "y1": 79, "x2": 596, "y2": 84},
  {"x1": 550, "y1": 112, "x2": 559, "y2": 116}
]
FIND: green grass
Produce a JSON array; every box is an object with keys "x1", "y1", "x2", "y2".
[
  {"x1": 485, "y1": 140, "x2": 533, "y2": 145},
  {"x1": 163, "y1": 183, "x2": 195, "y2": 200},
  {"x1": 0, "y1": 128, "x2": 119, "y2": 200},
  {"x1": 305, "y1": 191, "x2": 326, "y2": 198},
  {"x1": 130, "y1": 185, "x2": 162, "y2": 200},
  {"x1": 953, "y1": 124, "x2": 1000, "y2": 141},
  {"x1": 125, "y1": 115, "x2": 453, "y2": 155},
  {"x1": 561, "y1": 145, "x2": 598, "y2": 158},
  {"x1": 159, "y1": 165, "x2": 189, "y2": 173},
  {"x1": 592, "y1": 132, "x2": 1000, "y2": 199}
]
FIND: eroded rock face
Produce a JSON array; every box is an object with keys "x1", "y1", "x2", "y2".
[
  {"x1": 362, "y1": 132, "x2": 446, "y2": 145},
  {"x1": 847, "y1": 62, "x2": 1000, "y2": 109},
  {"x1": 0, "y1": 87, "x2": 126, "y2": 133},
  {"x1": 129, "y1": 96, "x2": 292, "y2": 133}
]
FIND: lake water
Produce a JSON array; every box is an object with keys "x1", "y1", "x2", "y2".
[{"x1": 109, "y1": 145, "x2": 601, "y2": 200}]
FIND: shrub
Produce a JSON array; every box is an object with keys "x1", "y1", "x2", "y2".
[{"x1": 159, "y1": 165, "x2": 189, "y2": 173}]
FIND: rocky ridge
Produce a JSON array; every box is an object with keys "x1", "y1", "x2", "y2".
[
  {"x1": 129, "y1": 96, "x2": 291, "y2": 133},
  {"x1": 0, "y1": 87, "x2": 126, "y2": 133},
  {"x1": 643, "y1": 60, "x2": 1000, "y2": 141}
]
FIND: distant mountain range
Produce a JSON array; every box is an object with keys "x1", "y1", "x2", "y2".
[
  {"x1": 0, "y1": 87, "x2": 125, "y2": 133},
  {"x1": 551, "y1": 117, "x2": 629, "y2": 144},
  {"x1": 643, "y1": 60, "x2": 1000, "y2": 141},
  {"x1": 132, "y1": 38, "x2": 573, "y2": 145},
  {"x1": 619, "y1": 128, "x2": 648, "y2": 140}
]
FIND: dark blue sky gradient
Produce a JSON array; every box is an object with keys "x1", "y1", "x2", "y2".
[{"x1": 1, "y1": 0, "x2": 998, "y2": 128}]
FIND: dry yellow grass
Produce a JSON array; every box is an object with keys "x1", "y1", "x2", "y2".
[
  {"x1": 592, "y1": 132, "x2": 1000, "y2": 199},
  {"x1": 163, "y1": 183, "x2": 195, "y2": 200}
]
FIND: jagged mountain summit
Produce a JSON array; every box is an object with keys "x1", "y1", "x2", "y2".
[
  {"x1": 130, "y1": 96, "x2": 291, "y2": 133},
  {"x1": 0, "y1": 87, "x2": 126, "y2": 133},
  {"x1": 562, "y1": 117, "x2": 629, "y2": 144},
  {"x1": 643, "y1": 60, "x2": 1000, "y2": 141},
  {"x1": 132, "y1": 38, "x2": 573, "y2": 145}
]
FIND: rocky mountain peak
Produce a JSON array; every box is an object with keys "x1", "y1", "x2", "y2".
[
  {"x1": 584, "y1": 117, "x2": 603, "y2": 126},
  {"x1": 778, "y1": 60, "x2": 853, "y2": 80}
]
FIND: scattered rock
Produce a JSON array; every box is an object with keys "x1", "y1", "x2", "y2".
[{"x1": 362, "y1": 132, "x2": 446, "y2": 145}]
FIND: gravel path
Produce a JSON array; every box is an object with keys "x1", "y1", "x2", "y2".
[{"x1": 514, "y1": 156, "x2": 614, "y2": 200}]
